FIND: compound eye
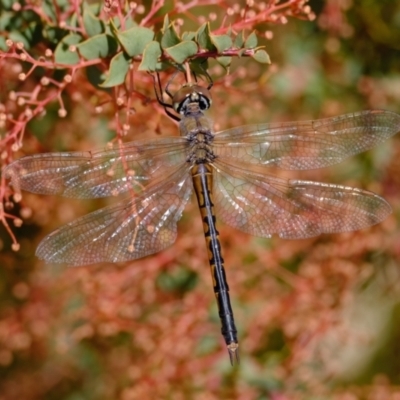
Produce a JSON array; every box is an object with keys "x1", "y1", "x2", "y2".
[
  {"x1": 173, "y1": 96, "x2": 190, "y2": 114},
  {"x1": 199, "y1": 95, "x2": 211, "y2": 111}
]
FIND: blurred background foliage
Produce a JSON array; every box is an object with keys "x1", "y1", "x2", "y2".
[{"x1": 1, "y1": 0, "x2": 400, "y2": 399}]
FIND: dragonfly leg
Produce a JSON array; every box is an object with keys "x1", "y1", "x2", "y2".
[{"x1": 150, "y1": 72, "x2": 181, "y2": 122}]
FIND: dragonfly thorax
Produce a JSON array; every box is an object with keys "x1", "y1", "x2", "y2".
[{"x1": 173, "y1": 84, "x2": 212, "y2": 115}]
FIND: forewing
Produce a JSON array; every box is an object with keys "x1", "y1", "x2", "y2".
[
  {"x1": 36, "y1": 166, "x2": 193, "y2": 265},
  {"x1": 213, "y1": 160, "x2": 391, "y2": 239},
  {"x1": 213, "y1": 110, "x2": 400, "y2": 170},
  {"x1": 4, "y1": 138, "x2": 188, "y2": 198}
]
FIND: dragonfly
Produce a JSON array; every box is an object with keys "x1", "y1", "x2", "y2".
[{"x1": 4, "y1": 73, "x2": 400, "y2": 364}]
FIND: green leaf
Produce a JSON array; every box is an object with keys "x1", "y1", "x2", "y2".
[
  {"x1": 157, "y1": 60, "x2": 177, "y2": 72},
  {"x1": 210, "y1": 34, "x2": 232, "y2": 53},
  {"x1": 245, "y1": 31, "x2": 258, "y2": 49},
  {"x1": 234, "y1": 30, "x2": 244, "y2": 48},
  {"x1": 68, "y1": 11, "x2": 79, "y2": 30},
  {"x1": 54, "y1": 33, "x2": 82, "y2": 65},
  {"x1": 106, "y1": 17, "x2": 137, "y2": 38},
  {"x1": 0, "y1": 11, "x2": 12, "y2": 30},
  {"x1": 100, "y1": 51, "x2": 130, "y2": 87},
  {"x1": 117, "y1": 26, "x2": 154, "y2": 57},
  {"x1": 44, "y1": 27, "x2": 68, "y2": 44},
  {"x1": 138, "y1": 41, "x2": 162, "y2": 71},
  {"x1": 190, "y1": 59, "x2": 209, "y2": 75},
  {"x1": 8, "y1": 30, "x2": 31, "y2": 49},
  {"x1": 196, "y1": 23, "x2": 215, "y2": 51},
  {"x1": 216, "y1": 56, "x2": 231, "y2": 71},
  {"x1": 8, "y1": 21, "x2": 42, "y2": 49},
  {"x1": 55, "y1": 0, "x2": 70, "y2": 7},
  {"x1": 41, "y1": 0, "x2": 70, "y2": 21},
  {"x1": 1, "y1": 0, "x2": 14, "y2": 10},
  {"x1": 83, "y1": 6, "x2": 105, "y2": 36},
  {"x1": 42, "y1": 1, "x2": 58, "y2": 21},
  {"x1": 161, "y1": 21, "x2": 180, "y2": 49},
  {"x1": 162, "y1": 14, "x2": 170, "y2": 32},
  {"x1": 108, "y1": 18, "x2": 119, "y2": 37},
  {"x1": 0, "y1": 36, "x2": 7, "y2": 51},
  {"x1": 165, "y1": 41, "x2": 198, "y2": 64},
  {"x1": 253, "y1": 49, "x2": 271, "y2": 64},
  {"x1": 87, "y1": 2, "x2": 101, "y2": 15},
  {"x1": 124, "y1": 18, "x2": 137, "y2": 30},
  {"x1": 182, "y1": 31, "x2": 196, "y2": 41},
  {"x1": 86, "y1": 65, "x2": 109, "y2": 92},
  {"x1": 77, "y1": 34, "x2": 118, "y2": 60}
]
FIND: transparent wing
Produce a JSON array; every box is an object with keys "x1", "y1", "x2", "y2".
[
  {"x1": 213, "y1": 110, "x2": 400, "y2": 170},
  {"x1": 4, "y1": 138, "x2": 188, "y2": 198},
  {"x1": 36, "y1": 166, "x2": 193, "y2": 266},
  {"x1": 213, "y1": 159, "x2": 391, "y2": 239}
]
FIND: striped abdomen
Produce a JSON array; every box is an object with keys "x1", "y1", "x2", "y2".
[{"x1": 191, "y1": 162, "x2": 239, "y2": 364}]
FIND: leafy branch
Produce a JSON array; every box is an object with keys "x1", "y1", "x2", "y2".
[{"x1": 0, "y1": 0, "x2": 314, "y2": 250}]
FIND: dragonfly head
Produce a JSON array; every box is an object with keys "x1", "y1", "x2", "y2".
[{"x1": 172, "y1": 84, "x2": 212, "y2": 115}]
